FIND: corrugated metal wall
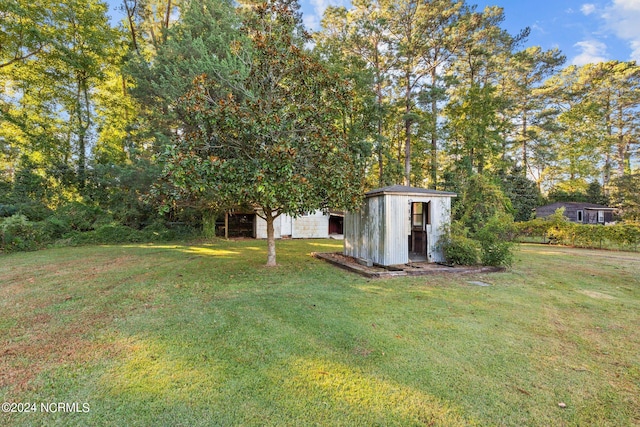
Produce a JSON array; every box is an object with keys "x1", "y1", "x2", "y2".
[
  {"x1": 382, "y1": 194, "x2": 408, "y2": 265},
  {"x1": 344, "y1": 194, "x2": 452, "y2": 266}
]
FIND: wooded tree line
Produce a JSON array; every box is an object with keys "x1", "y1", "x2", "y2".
[{"x1": 1, "y1": 0, "x2": 639, "y2": 250}]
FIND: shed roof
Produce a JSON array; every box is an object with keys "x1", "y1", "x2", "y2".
[{"x1": 365, "y1": 185, "x2": 457, "y2": 198}]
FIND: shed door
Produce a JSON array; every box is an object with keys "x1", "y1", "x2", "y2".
[{"x1": 410, "y1": 202, "x2": 429, "y2": 259}]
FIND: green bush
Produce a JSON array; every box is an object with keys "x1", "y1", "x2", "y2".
[
  {"x1": 41, "y1": 216, "x2": 72, "y2": 240},
  {"x1": 60, "y1": 222, "x2": 196, "y2": 246},
  {"x1": 0, "y1": 204, "x2": 18, "y2": 217},
  {"x1": 516, "y1": 210, "x2": 640, "y2": 251},
  {"x1": 55, "y1": 202, "x2": 107, "y2": 232},
  {"x1": 443, "y1": 234, "x2": 481, "y2": 266},
  {"x1": 0, "y1": 214, "x2": 44, "y2": 252},
  {"x1": 475, "y1": 213, "x2": 516, "y2": 267},
  {"x1": 439, "y1": 222, "x2": 480, "y2": 266},
  {"x1": 63, "y1": 225, "x2": 142, "y2": 245},
  {"x1": 15, "y1": 202, "x2": 52, "y2": 221},
  {"x1": 613, "y1": 223, "x2": 640, "y2": 250}
]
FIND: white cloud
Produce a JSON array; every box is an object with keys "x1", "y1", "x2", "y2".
[
  {"x1": 303, "y1": 14, "x2": 321, "y2": 31},
  {"x1": 631, "y1": 40, "x2": 640, "y2": 62},
  {"x1": 581, "y1": 3, "x2": 596, "y2": 15},
  {"x1": 304, "y1": 0, "x2": 348, "y2": 30},
  {"x1": 572, "y1": 40, "x2": 609, "y2": 65},
  {"x1": 531, "y1": 23, "x2": 548, "y2": 35},
  {"x1": 602, "y1": 0, "x2": 640, "y2": 62}
]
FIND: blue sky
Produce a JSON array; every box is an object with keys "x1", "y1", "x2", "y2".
[
  {"x1": 105, "y1": 0, "x2": 640, "y2": 65},
  {"x1": 298, "y1": 0, "x2": 640, "y2": 65}
]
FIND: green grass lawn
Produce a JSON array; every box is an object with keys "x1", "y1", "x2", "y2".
[{"x1": 1, "y1": 240, "x2": 639, "y2": 426}]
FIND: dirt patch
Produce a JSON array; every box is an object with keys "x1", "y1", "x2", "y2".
[
  {"x1": 577, "y1": 290, "x2": 616, "y2": 300},
  {"x1": 0, "y1": 306, "x2": 120, "y2": 394}
]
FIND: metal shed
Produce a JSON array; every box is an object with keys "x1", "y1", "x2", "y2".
[{"x1": 344, "y1": 185, "x2": 456, "y2": 266}]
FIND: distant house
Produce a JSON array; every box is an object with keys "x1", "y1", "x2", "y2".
[
  {"x1": 220, "y1": 210, "x2": 343, "y2": 239},
  {"x1": 344, "y1": 185, "x2": 456, "y2": 266},
  {"x1": 535, "y1": 202, "x2": 615, "y2": 224}
]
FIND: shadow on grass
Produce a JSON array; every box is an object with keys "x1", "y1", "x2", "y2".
[{"x1": 2, "y1": 242, "x2": 639, "y2": 426}]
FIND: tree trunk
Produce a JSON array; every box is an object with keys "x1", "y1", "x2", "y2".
[
  {"x1": 522, "y1": 110, "x2": 528, "y2": 175},
  {"x1": 404, "y1": 114, "x2": 411, "y2": 186},
  {"x1": 376, "y1": 74, "x2": 384, "y2": 186},
  {"x1": 404, "y1": 74, "x2": 412, "y2": 186},
  {"x1": 123, "y1": 0, "x2": 139, "y2": 54},
  {"x1": 430, "y1": 67, "x2": 438, "y2": 188},
  {"x1": 202, "y1": 210, "x2": 216, "y2": 239},
  {"x1": 265, "y1": 213, "x2": 277, "y2": 267},
  {"x1": 76, "y1": 76, "x2": 90, "y2": 189}
]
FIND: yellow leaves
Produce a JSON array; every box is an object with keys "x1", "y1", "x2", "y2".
[{"x1": 230, "y1": 40, "x2": 242, "y2": 56}]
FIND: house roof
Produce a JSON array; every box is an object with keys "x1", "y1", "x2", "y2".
[
  {"x1": 365, "y1": 185, "x2": 457, "y2": 198},
  {"x1": 536, "y1": 201, "x2": 615, "y2": 211}
]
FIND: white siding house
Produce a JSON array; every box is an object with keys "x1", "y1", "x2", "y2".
[
  {"x1": 255, "y1": 211, "x2": 342, "y2": 239},
  {"x1": 344, "y1": 185, "x2": 456, "y2": 266}
]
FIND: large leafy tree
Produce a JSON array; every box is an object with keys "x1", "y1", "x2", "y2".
[
  {"x1": 316, "y1": 0, "x2": 396, "y2": 187},
  {"x1": 502, "y1": 46, "x2": 565, "y2": 177},
  {"x1": 162, "y1": 0, "x2": 369, "y2": 266},
  {"x1": 1, "y1": 0, "x2": 120, "y2": 192},
  {"x1": 442, "y1": 6, "x2": 523, "y2": 177},
  {"x1": 578, "y1": 61, "x2": 640, "y2": 182},
  {"x1": 126, "y1": 0, "x2": 243, "y2": 153}
]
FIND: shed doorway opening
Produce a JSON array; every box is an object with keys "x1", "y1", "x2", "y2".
[
  {"x1": 227, "y1": 213, "x2": 256, "y2": 238},
  {"x1": 328, "y1": 214, "x2": 344, "y2": 235},
  {"x1": 409, "y1": 202, "x2": 430, "y2": 262}
]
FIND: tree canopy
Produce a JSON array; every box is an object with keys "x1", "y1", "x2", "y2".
[
  {"x1": 1, "y1": 0, "x2": 640, "y2": 256},
  {"x1": 160, "y1": 0, "x2": 369, "y2": 265}
]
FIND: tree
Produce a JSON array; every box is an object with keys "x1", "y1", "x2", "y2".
[
  {"x1": 578, "y1": 61, "x2": 640, "y2": 183},
  {"x1": 316, "y1": 0, "x2": 395, "y2": 186},
  {"x1": 384, "y1": 0, "x2": 468, "y2": 185},
  {"x1": 502, "y1": 46, "x2": 565, "y2": 176},
  {"x1": 126, "y1": 0, "x2": 244, "y2": 154},
  {"x1": 455, "y1": 173, "x2": 512, "y2": 233},
  {"x1": 161, "y1": 0, "x2": 369, "y2": 266},
  {"x1": 443, "y1": 5, "x2": 523, "y2": 176},
  {"x1": 1, "y1": 0, "x2": 121, "y2": 190},
  {"x1": 611, "y1": 172, "x2": 640, "y2": 220},
  {"x1": 498, "y1": 166, "x2": 541, "y2": 222}
]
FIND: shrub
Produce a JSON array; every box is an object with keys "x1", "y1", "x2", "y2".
[
  {"x1": 0, "y1": 204, "x2": 18, "y2": 218},
  {"x1": 515, "y1": 218, "x2": 548, "y2": 239},
  {"x1": 0, "y1": 214, "x2": 44, "y2": 252},
  {"x1": 475, "y1": 213, "x2": 516, "y2": 267},
  {"x1": 41, "y1": 216, "x2": 72, "y2": 240},
  {"x1": 15, "y1": 202, "x2": 52, "y2": 221},
  {"x1": 443, "y1": 234, "x2": 481, "y2": 265},
  {"x1": 515, "y1": 213, "x2": 640, "y2": 251},
  {"x1": 54, "y1": 202, "x2": 107, "y2": 232},
  {"x1": 614, "y1": 223, "x2": 640, "y2": 250},
  {"x1": 457, "y1": 174, "x2": 513, "y2": 234},
  {"x1": 439, "y1": 222, "x2": 480, "y2": 266}
]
